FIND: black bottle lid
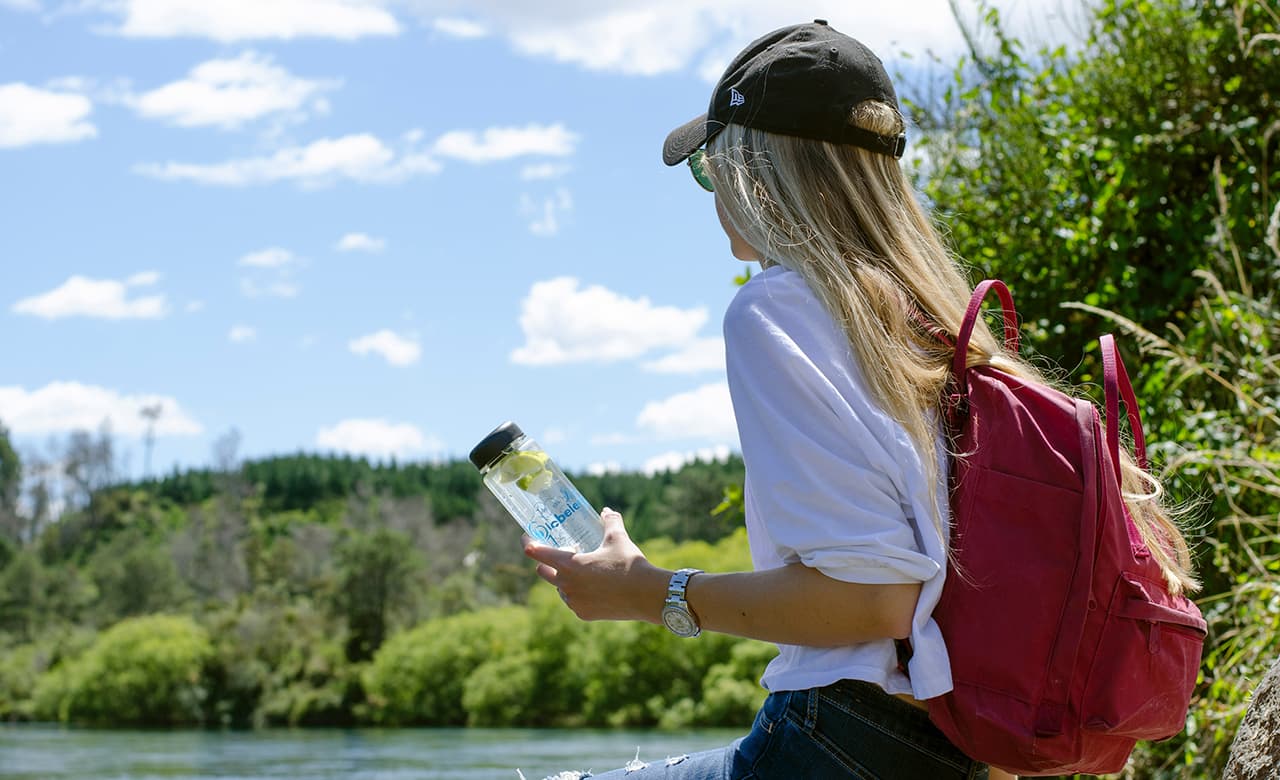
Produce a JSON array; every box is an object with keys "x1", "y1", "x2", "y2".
[{"x1": 469, "y1": 421, "x2": 524, "y2": 470}]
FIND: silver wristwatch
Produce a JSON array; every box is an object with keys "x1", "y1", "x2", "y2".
[{"x1": 661, "y1": 568, "x2": 704, "y2": 638}]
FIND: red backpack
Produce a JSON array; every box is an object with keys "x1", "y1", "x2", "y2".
[{"x1": 917, "y1": 280, "x2": 1207, "y2": 776}]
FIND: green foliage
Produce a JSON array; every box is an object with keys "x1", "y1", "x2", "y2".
[
  {"x1": 0, "y1": 422, "x2": 21, "y2": 548},
  {"x1": 573, "y1": 456, "x2": 745, "y2": 542},
  {"x1": 662, "y1": 640, "x2": 774, "y2": 728},
  {"x1": 331, "y1": 527, "x2": 421, "y2": 661},
  {"x1": 0, "y1": 552, "x2": 46, "y2": 641},
  {"x1": 34, "y1": 614, "x2": 213, "y2": 726},
  {"x1": 902, "y1": 2, "x2": 1280, "y2": 776},
  {"x1": 1086, "y1": 179, "x2": 1280, "y2": 780},
  {"x1": 0, "y1": 643, "x2": 42, "y2": 720},
  {"x1": 201, "y1": 598, "x2": 359, "y2": 728},
  {"x1": 911, "y1": 0, "x2": 1280, "y2": 365},
  {"x1": 461, "y1": 651, "x2": 538, "y2": 727},
  {"x1": 362, "y1": 606, "x2": 530, "y2": 726},
  {"x1": 86, "y1": 528, "x2": 188, "y2": 624},
  {"x1": 145, "y1": 454, "x2": 483, "y2": 520},
  {"x1": 360, "y1": 531, "x2": 774, "y2": 730}
]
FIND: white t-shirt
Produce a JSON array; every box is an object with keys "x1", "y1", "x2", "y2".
[{"x1": 724, "y1": 263, "x2": 953, "y2": 700}]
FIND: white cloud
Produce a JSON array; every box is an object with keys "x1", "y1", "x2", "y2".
[
  {"x1": 432, "y1": 123, "x2": 578, "y2": 163},
  {"x1": 133, "y1": 123, "x2": 578, "y2": 188},
  {"x1": 185, "y1": 300, "x2": 205, "y2": 313},
  {"x1": 240, "y1": 278, "x2": 299, "y2": 298},
  {"x1": 522, "y1": 188, "x2": 573, "y2": 237},
  {"x1": 12, "y1": 273, "x2": 167, "y2": 320},
  {"x1": 134, "y1": 133, "x2": 441, "y2": 187},
  {"x1": 642, "y1": 337, "x2": 725, "y2": 374},
  {"x1": 109, "y1": 0, "x2": 400, "y2": 42},
  {"x1": 401, "y1": 1, "x2": 1071, "y2": 79},
  {"x1": 128, "y1": 51, "x2": 338, "y2": 129},
  {"x1": 238, "y1": 248, "x2": 302, "y2": 297},
  {"x1": 520, "y1": 162, "x2": 570, "y2": 180},
  {"x1": 1, "y1": 0, "x2": 40, "y2": 12},
  {"x1": 433, "y1": 17, "x2": 488, "y2": 38},
  {"x1": 511, "y1": 277, "x2": 707, "y2": 365},
  {"x1": 334, "y1": 232, "x2": 386, "y2": 253},
  {"x1": 0, "y1": 381, "x2": 202, "y2": 437},
  {"x1": 586, "y1": 461, "x2": 621, "y2": 476},
  {"x1": 228, "y1": 325, "x2": 256, "y2": 342},
  {"x1": 636, "y1": 382, "x2": 737, "y2": 441},
  {"x1": 508, "y1": 6, "x2": 712, "y2": 77},
  {"x1": 642, "y1": 444, "x2": 733, "y2": 476},
  {"x1": 238, "y1": 247, "x2": 296, "y2": 268},
  {"x1": 349, "y1": 329, "x2": 421, "y2": 366},
  {"x1": 0, "y1": 82, "x2": 96, "y2": 148},
  {"x1": 315, "y1": 418, "x2": 438, "y2": 459}
]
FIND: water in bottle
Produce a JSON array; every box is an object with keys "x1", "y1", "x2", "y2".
[{"x1": 469, "y1": 421, "x2": 605, "y2": 552}]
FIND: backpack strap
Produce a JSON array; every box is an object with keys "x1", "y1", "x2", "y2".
[
  {"x1": 1100, "y1": 334, "x2": 1151, "y2": 554},
  {"x1": 952, "y1": 280, "x2": 1020, "y2": 386},
  {"x1": 948, "y1": 281, "x2": 1020, "y2": 424},
  {"x1": 1099, "y1": 334, "x2": 1149, "y2": 479}
]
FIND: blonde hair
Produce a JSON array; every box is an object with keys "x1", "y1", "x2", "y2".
[{"x1": 705, "y1": 101, "x2": 1199, "y2": 596}]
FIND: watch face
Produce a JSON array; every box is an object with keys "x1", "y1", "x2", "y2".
[{"x1": 662, "y1": 606, "x2": 698, "y2": 637}]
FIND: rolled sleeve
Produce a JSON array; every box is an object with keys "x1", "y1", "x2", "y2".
[{"x1": 725, "y1": 278, "x2": 941, "y2": 586}]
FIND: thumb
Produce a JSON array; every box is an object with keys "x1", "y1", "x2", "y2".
[
  {"x1": 601, "y1": 506, "x2": 624, "y2": 529},
  {"x1": 599, "y1": 506, "x2": 629, "y2": 540}
]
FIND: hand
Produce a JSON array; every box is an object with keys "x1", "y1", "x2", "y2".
[{"x1": 522, "y1": 508, "x2": 669, "y2": 623}]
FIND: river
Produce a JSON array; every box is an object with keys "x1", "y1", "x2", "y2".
[{"x1": 0, "y1": 725, "x2": 743, "y2": 779}]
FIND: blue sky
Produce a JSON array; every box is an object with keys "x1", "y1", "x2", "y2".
[{"x1": 1, "y1": 0, "x2": 1066, "y2": 481}]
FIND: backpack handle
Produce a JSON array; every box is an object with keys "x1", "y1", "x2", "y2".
[
  {"x1": 953, "y1": 280, "x2": 1021, "y2": 388},
  {"x1": 1100, "y1": 334, "x2": 1149, "y2": 481}
]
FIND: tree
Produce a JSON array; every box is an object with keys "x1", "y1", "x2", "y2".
[
  {"x1": 62, "y1": 424, "x2": 118, "y2": 536},
  {"x1": 909, "y1": 0, "x2": 1280, "y2": 365},
  {"x1": 331, "y1": 527, "x2": 420, "y2": 661},
  {"x1": 0, "y1": 423, "x2": 20, "y2": 547},
  {"x1": 0, "y1": 553, "x2": 45, "y2": 641}
]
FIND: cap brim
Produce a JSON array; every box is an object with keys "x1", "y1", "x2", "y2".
[{"x1": 662, "y1": 113, "x2": 710, "y2": 166}]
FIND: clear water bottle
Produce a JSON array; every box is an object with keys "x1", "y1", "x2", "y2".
[{"x1": 469, "y1": 421, "x2": 605, "y2": 552}]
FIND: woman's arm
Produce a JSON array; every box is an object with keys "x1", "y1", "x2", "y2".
[{"x1": 524, "y1": 508, "x2": 921, "y2": 647}]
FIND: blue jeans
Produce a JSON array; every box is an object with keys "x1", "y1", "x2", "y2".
[{"x1": 580, "y1": 680, "x2": 988, "y2": 779}]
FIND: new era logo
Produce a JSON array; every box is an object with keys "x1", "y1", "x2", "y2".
[{"x1": 729, "y1": 88, "x2": 745, "y2": 107}]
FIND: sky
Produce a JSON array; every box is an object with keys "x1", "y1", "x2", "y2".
[{"x1": 0, "y1": 0, "x2": 1074, "y2": 482}]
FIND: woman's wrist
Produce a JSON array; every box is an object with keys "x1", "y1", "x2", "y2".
[{"x1": 632, "y1": 561, "x2": 674, "y2": 625}]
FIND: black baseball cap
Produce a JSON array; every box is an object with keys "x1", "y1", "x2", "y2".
[{"x1": 662, "y1": 19, "x2": 905, "y2": 165}]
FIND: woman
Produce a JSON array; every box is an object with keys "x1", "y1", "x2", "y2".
[{"x1": 524, "y1": 19, "x2": 1197, "y2": 780}]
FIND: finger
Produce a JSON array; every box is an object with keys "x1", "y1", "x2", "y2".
[
  {"x1": 524, "y1": 541, "x2": 578, "y2": 571},
  {"x1": 600, "y1": 507, "x2": 624, "y2": 531},
  {"x1": 598, "y1": 507, "x2": 630, "y2": 546},
  {"x1": 535, "y1": 563, "x2": 559, "y2": 586}
]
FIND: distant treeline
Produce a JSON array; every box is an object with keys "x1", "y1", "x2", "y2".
[
  {"x1": 0, "y1": 434, "x2": 752, "y2": 730},
  {"x1": 136, "y1": 452, "x2": 747, "y2": 543}
]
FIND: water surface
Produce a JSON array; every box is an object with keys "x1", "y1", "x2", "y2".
[{"x1": 0, "y1": 725, "x2": 743, "y2": 780}]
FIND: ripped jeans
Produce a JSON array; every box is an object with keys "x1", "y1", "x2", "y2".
[{"x1": 570, "y1": 680, "x2": 988, "y2": 779}]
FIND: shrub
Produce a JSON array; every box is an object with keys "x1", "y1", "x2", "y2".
[
  {"x1": 35, "y1": 614, "x2": 213, "y2": 726},
  {"x1": 363, "y1": 606, "x2": 529, "y2": 725},
  {"x1": 0, "y1": 643, "x2": 41, "y2": 720}
]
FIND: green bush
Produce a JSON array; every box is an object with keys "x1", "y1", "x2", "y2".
[
  {"x1": 0, "y1": 643, "x2": 42, "y2": 720},
  {"x1": 34, "y1": 614, "x2": 213, "y2": 726},
  {"x1": 363, "y1": 606, "x2": 530, "y2": 725},
  {"x1": 201, "y1": 598, "x2": 359, "y2": 728},
  {"x1": 461, "y1": 651, "x2": 538, "y2": 726}
]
